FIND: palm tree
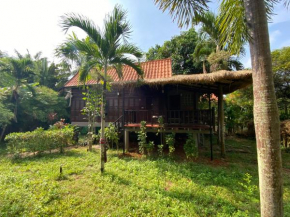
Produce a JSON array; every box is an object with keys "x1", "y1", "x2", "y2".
[
  {"x1": 0, "y1": 55, "x2": 34, "y2": 122},
  {"x1": 0, "y1": 54, "x2": 34, "y2": 140},
  {"x1": 155, "y1": 0, "x2": 289, "y2": 215},
  {"x1": 59, "y1": 5, "x2": 143, "y2": 172},
  {"x1": 193, "y1": 11, "x2": 243, "y2": 73},
  {"x1": 192, "y1": 34, "x2": 215, "y2": 73}
]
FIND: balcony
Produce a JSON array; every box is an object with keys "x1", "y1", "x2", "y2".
[{"x1": 123, "y1": 109, "x2": 215, "y2": 131}]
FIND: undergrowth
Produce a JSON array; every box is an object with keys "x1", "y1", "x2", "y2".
[{"x1": 0, "y1": 138, "x2": 290, "y2": 216}]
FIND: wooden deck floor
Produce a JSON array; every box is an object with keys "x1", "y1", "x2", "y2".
[{"x1": 124, "y1": 123, "x2": 211, "y2": 132}]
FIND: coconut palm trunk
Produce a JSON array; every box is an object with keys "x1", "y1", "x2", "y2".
[
  {"x1": 100, "y1": 65, "x2": 107, "y2": 172},
  {"x1": 244, "y1": 0, "x2": 283, "y2": 216}
]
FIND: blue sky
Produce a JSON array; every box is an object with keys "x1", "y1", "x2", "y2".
[{"x1": 0, "y1": 0, "x2": 289, "y2": 68}]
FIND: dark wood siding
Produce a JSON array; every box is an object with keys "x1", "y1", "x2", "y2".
[{"x1": 70, "y1": 85, "x2": 204, "y2": 124}]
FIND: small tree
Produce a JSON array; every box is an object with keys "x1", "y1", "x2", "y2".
[
  {"x1": 137, "y1": 121, "x2": 147, "y2": 154},
  {"x1": 104, "y1": 123, "x2": 119, "y2": 150},
  {"x1": 82, "y1": 85, "x2": 102, "y2": 151},
  {"x1": 184, "y1": 133, "x2": 198, "y2": 159},
  {"x1": 165, "y1": 133, "x2": 175, "y2": 156}
]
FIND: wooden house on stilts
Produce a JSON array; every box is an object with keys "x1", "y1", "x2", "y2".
[{"x1": 64, "y1": 58, "x2": 252, "y2": 159}]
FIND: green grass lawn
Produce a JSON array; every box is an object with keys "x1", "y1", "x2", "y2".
[{"x1": 1, "y1": 138, "x2": 290, "y2": 216}]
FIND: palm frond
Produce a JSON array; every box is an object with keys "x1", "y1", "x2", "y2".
[
  {"x1": 34, "y1": 52, "x2": 42, "y2": 60},
  {"x1": 115, "y1": 44, "x2": 143, "y2": 59},
  {"x1": 110, "y1": 56, "x2": 143, "y2": 78},
  {"x1": 14, "y1": 50, "x2": 23, "y2": 59},
  {"x1": 79, "y1": 59, "x2": 102, "y2": 82},
  {"x1": 217, "y1": 0, "x2": 249, "y2": 55},
  {"x1": 60, "y1": 13, "x2": 103, "y2": 47},
  {"x1": 154, "y1": 0, "x2": 210, "y2": 27}
]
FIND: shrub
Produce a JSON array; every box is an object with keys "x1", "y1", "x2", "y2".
[
  {"x1": 165, "y1": 133, "x2": 175, "y2": 156},
  {"x1": 137, "y1": 121, "x2": 147, "y2": 154},
  {"x1": 158, "y1": 144, "x2": 164, "y2": 156},
  {"x1": 104, "y1": 123, "x2": 119, "y2": 149},
  {"x1": 184, "y1": 133, "x2": 198, "y2": 159},
  {"x1": 5, "y1": 125, "x2": 74, "y2": 155},
  {"x1": 136, "y1": 121, "x2": 155, "y2": 155}
]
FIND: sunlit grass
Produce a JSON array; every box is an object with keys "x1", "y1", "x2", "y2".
[{"x1": 0, "y1": 138, "x2": 289, "y2": 216}]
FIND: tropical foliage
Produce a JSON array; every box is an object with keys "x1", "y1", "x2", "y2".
[
  {"x1": 272, "y1": 46, "x2": 290, "y2": 120},
  {"x1": 5, "y1": 125, "x2": 74, "y2": 155},
  {"x1": 0, "y1": 51, "x2": 71, "y2": 142},
  {"x1": 146, "y1": 28, "x2": 204, "y2": 74}
]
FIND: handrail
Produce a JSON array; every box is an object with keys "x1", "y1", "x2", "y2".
[
  {"x1": 114, "y1": 115, "x2": 123, "y2": 123},
  {"x1": 124, "y1": 109, "x2": 214, "y2": 126}
]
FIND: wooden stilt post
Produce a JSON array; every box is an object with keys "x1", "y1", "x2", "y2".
[
  {"x1": 208, "y1": 91, "x2": 213, "y2": 161},
  {"x1": 125, "y1": 129, "x2": 129, "y2": 153},
  {"x1": 194, "y1": 133, "x2": 199, "y2": 154},
  {"x1": 122, "y1": 87, "x2": 125, "y2": 154},
  {"x1": 218, "y1": 85, "x2": 225, "y2": 158}
]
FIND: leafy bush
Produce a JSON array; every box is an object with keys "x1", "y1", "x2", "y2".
[
  {"x1": 165, "y1": 133, "x2": 175, "y2": 155},
  {"x1": 5, "y1": 125, "x2": 74, "y2": 155},
  {"x1": 184, "y1": 133, "x2": 198, "y2": 159},
  {"x1": 137, "y1": 121, "x2": 147, "y2": 154},
  {"x1": 136, "y1": 121, "x2": 155, "y2": 155},
  {"x1": 158, "y1": 144, "x2": 164, "y2": 156},
  {"x1": 104, "y1": 123, "x2": 119, "y2": 149}
]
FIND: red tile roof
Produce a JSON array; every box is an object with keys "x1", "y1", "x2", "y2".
[{"x1": 64, "y1": 58, "x2": 172, "y2": 87}]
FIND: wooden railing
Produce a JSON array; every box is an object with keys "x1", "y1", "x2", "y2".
[
  {"x1": 124, "y1": 109, "x2": 215, "y2": 127},
  {"x1": 166, "y1": 109, "x2": 212, "y2": 125},
  {"x1": 124, "y1": 110, "x2": 157, "y2": 125}
]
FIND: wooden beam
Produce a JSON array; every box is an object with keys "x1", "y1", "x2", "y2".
[{"x1": 218, "y1": 85, "x2": 226, "y2": 158}]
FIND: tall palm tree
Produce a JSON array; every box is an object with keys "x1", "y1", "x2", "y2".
[
  {"x1": 193, "y1": 11, "x2": 243, "y2": 73},
  {"x1": 59, "y1": 5, "x2": 143, "y2": 172},
  {"x1": 155, "y1": 0, "x2": 289, "y2": 215}
]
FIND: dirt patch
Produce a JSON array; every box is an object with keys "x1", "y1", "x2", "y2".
[
  {"x1": 118, "y1": 152, "x2": 143, "y2": 159},
  {"x1": 70, "y1": 174, "x2": 83, "y2": 180},
  {"x1": 227, "y1": 148, "x2": 251, "y2": 153},
  {"x1": 196, "y1": 158, "x2": 229, "y2": 167},
  {"x1": 164, "y1": 180, "x2": 173, "y2": 191}
]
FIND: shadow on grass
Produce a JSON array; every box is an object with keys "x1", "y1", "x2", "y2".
[
  {"x1": 10, "y1": 149, "x2": 86, "y2": 164},
  {"x1": 109, "y1": 138, "x2": 259, "y2": 190},
  {"x1": 100, "y1": 162, "x2": 244, "y2": 215}
]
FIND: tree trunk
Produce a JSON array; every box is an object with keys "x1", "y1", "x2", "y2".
[
  {"x1": 0, "y1": 125, "x2": 7, "y2": 142},
  {"x1": 100, "y1": 65, "x2": 107, "y2": 173},
  {"x1": 244, "y1": 1, "x2": 283, "y2": 216},
  {"x1": 202, "y1": 61, "x2": 207, "y2": 74}
]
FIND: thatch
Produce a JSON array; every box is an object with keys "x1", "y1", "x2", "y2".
[
  {"x1": 142, "y1": 70, "x2": 252, "y2": 85},
  {"x1": 114, "y1": 70, "x2": 252, "y2": 94}
]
